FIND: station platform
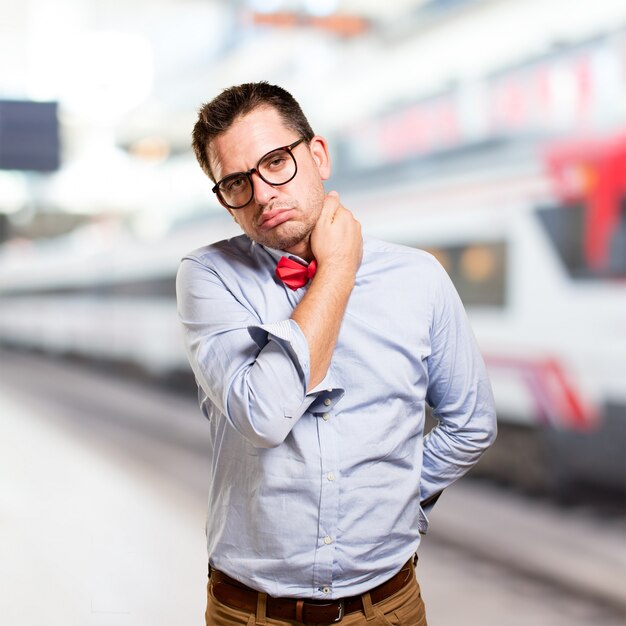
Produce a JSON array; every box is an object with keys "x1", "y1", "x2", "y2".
[{"x1": 0, "y1": 385, "x2": 207, "y2": 625}]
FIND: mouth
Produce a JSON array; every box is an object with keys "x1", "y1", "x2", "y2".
[{"x1": 257, "y1": 208, "x2": 296, "y2": 230}]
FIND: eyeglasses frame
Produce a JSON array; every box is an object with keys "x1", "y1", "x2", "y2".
[{"x1": 212, "y1": 137, "x2": 307, "y2": 209}]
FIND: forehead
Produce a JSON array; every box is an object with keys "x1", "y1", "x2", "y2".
[{"x1": 208, "y1": 106, "x2": 296, "y2": 180}]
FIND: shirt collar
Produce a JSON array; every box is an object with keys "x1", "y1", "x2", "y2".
[{"x1": 261, "y1": 245, "x2": 310, "y2": 266}]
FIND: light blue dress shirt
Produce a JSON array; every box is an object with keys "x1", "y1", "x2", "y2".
[{"x1": 176, "y1": 234, "x2": 497, "y2": 600}]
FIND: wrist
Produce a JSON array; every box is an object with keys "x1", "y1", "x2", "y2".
[{"x1": 314, "y1": 261, "x2": 357, "y2": 287}]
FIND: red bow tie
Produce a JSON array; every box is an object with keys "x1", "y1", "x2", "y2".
[{"x1": 275, "y1": 256, "x2": 317, "y2": 290}]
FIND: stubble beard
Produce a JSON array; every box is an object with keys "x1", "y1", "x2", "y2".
[
  {"x1": 249, "y1": 190, "x2": 323, "y2": 252},
  {"x1": 254, "y1": 220, "x2": 312, "y2": 251}
]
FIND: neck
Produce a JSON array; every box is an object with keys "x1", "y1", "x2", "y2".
[{"x1": 285, "y1": 238, "x2": 314, "y2": 263}]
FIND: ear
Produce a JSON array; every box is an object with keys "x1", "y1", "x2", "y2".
[{"x1": 308, "y1": 135, "x2": 331, "y2": 181}]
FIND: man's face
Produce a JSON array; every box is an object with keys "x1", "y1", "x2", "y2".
[{"x1": 208, "y1": 106, "x2": 330, "y2": 257}]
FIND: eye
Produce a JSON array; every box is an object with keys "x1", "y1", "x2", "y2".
[
  {"x1": 222, "y1": 175, "x2": 247, "y2": 192},
  {"x1": 262, "y1": 151, "x2": 289, "y2": 170}
]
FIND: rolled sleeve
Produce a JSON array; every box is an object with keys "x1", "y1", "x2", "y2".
[
  {"x1": 248, "y1": 319, "x2": 311, "y2": 386},
  {"x1": 247, "y1": 319, "x2": 343, "y2": 420}
]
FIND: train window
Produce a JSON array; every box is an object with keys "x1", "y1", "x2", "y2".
[
  {"x1": 1, "y1": 275, "x2": 177, "y2": 299},
  {"x1": 99, "y1": 277, "x2": 176, "y2": 298},
  {"x1": 536, "y1": 199, "x2": 626, "y2": 279},
  {"x1": 423, "y1": 241, "x2": 507, "y2": 307}
]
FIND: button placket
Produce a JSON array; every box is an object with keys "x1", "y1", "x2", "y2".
[{"x1": 313, "y1": 402, "x2": 339, "y2": 597}]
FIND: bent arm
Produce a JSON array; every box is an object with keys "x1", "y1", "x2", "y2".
[
  {"x1": 177, "y1": 193, "x2": 361, "y2": 447},
  {"x1": 176, "y1": 258, "x2": 339, "y2": 448},
  {"x1": 420, "y1": 262, "x2": 497, "y2": 511}
]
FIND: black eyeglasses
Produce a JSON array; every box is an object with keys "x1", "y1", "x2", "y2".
[{"x1": 212, "y1": 138, "x2": 306, "y2": 209}]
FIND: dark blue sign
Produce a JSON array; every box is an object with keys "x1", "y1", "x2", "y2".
[{"x1": 0, "y1": 100, "x2": 60, "y2": 172}]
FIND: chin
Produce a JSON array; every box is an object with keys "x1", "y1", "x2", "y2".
[{"x1": 254, "y1": 224, "x2": 310, "y2": 252}]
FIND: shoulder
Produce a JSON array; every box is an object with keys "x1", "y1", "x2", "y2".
[
  {"x1": 177, "y1": 235, "x2": 275, "y2": 300},
  {"x1": 358, "y1": 237, "x2": 454, "y2": 310},
  {"x1": 181, "y1": 234, "x2": 256, "y2": 268},
  {"x1": 362, "y1": 236, "x2": 445, "y2": 277}
]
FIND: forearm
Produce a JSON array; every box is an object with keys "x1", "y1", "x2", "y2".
[
  {"x1": 290, "y1": 191, "x2": 362, "y2": 390},
  {"x1": 420, "y1": 405, "x2": 497, "y2": 500},
  {"x1": 291, "y1": 264, "x2": 355, "y2": 389}
]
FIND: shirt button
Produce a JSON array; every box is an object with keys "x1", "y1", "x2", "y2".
[
  {"x1": 323, "y1": 535, "x2": 332, "y2": 545},
  {"x1": 323, "y1": 398, "x2": 332, "y2": 406},
  {"x1": 327, "y1": 472, "x2": 335, "y2": 481},
  {"x1": 322, "y1": 413, "x2": 330, "y2": 421},
  {"x1": 322, "y1": 586, "x2": 331, "y2": 594}
]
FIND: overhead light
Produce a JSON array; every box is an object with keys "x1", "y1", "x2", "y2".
[
  {"x1": 304, "y1": 0, "x2": 339, "y2": 17},
  {"x1": 249, "y1": 0, "x2": 283, "y2": 13}
]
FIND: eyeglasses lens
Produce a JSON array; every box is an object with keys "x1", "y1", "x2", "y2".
[{"x1": 218, "y1": 148, "x2": 296, "y2": 209}]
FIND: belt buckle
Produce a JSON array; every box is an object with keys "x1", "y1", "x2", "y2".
[
  {"x1": 304, "y1": 599, "x2": 345, "y2": 623},
  {"x1": 310, "y1": 600, "x2": 346, "y2": 624},
  {"x1": 333, "y1": 600, "x2": 345, "y2": 623}
]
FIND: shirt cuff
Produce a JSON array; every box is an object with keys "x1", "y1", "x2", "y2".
[
  {"x1": 417, "y1": 505, "x2": 430, "y2": 535},
  {"x1": 248, "y1": 319, "x2": 310, "y2": 382}
]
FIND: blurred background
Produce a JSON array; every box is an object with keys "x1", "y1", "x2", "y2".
[{"x1": 0, "y1": 0, "x2": 625, "y2": 624}]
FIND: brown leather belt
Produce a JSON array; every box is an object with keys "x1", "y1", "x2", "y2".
[{"x1": 210, "y1": 559, "x2": 414, "y2": 624}]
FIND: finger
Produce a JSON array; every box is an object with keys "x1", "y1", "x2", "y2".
[
  {"x1": 323, "y1": 191, "x2": 340, "y2": 207},
  {"x1": 321, "y1": 192, "x2": 340, "y2": 219}
]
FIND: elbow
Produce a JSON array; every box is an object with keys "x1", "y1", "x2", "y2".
[
  {"x1": 462, "y1": 409, "x2": 497, "y2": 456},
  {"x1": 223, "y1": 397, "x2": 291, "y2": 448},
  {"x1": 487, "y1": 417, "x2": 498, "y2": 447},
  {"x1": 225, "y1": 373, "x2": 304, "y2": 449},
  {"x1": 229, "y1": 398, "x2": 292, "y2": 449},
  {"x1": 479, "y1": 410, "x2": 498, "y2": 450},
  {"x1": 469, "y1": 388, "x2": 498, "y2": 451}
]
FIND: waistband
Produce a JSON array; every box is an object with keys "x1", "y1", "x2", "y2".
[{"x1": 210, "y1": 558, "x2": 415, "y2": 624}]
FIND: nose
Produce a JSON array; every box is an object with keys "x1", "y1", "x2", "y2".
[{"x1": 250, "y1": 170, "x2": 278, "y2": 206}]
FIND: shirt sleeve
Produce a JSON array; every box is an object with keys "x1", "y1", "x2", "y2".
[
  {"x1": 176, "y1": 256, "x2": 331, "y2": 448},
  {"x1": 420, "y1": 261, "x2": 498, "y2": 513}
]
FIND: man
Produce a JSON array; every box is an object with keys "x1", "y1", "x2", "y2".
[{"x1": 177, "y1": 82, "x2": 497, "y2": 625}]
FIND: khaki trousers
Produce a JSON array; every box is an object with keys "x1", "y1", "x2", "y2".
[{"x1": 205, "y1": 569, "x2": 427, "y2": 626}]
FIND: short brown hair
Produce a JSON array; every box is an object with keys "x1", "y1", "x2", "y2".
[{"x1": 192, "y1": 82, "x2": 315, "y2": 182}]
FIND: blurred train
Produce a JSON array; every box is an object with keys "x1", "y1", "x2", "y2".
[{"x1": 0, "y1": 132, "x2": 625, "y2": 498}]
